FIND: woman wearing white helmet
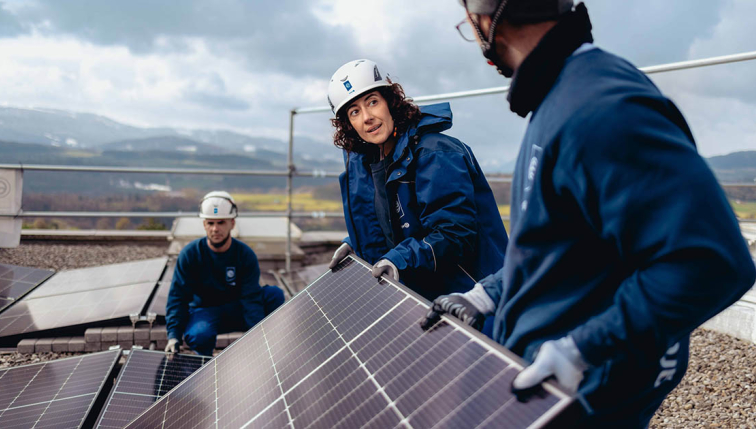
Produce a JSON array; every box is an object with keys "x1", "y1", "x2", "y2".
[{"x1": 327, "y1": 59, "x2": 509, "y2": 309}]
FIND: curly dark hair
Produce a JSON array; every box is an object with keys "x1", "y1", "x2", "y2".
[{"x1": 331, "y1": 81, "x2": 422, "y2": 153}]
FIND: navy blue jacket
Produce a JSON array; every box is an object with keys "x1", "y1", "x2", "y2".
[
  {"x1": 482, "y1": 46, "x2": 756, "y2": 418},
  {"x1": 340, "y1": 103, "x2": 509, "y2": 300},
  {"x1": 166, "y1": 237, "x2": 263, "y2": 341}
]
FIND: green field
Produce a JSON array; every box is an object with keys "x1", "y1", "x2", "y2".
[
  {"x1": 731, "y1": 200, "x2": 756, "y2": 220},
  {"x1": 233, "y1": 192, "x2": 343, "y2": 212}
]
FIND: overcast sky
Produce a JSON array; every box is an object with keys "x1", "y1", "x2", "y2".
[{"x1": 1, "y1": 0, "x2": 755, "y2": 168}]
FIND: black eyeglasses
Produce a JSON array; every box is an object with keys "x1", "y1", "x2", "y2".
[{"x1": 455, "y1": 19, "x2": 477, "y2": 42}]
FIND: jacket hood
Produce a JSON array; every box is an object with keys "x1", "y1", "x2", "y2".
[
  {"x1": 390, "y1": 102, "x2": 453, "y2": 164},
  {"x1": 411, "y1": 102, "x2": 453, "y2": 136}
]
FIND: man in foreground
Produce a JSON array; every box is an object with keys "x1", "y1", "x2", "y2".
[
  {"x1": 422, "y1": 1, "x2": 756, "y2": 426},
  {"x1": 165, "y1": 191, "x2": 285, "y2": 356}
]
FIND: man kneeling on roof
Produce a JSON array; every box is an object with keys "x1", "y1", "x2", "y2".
[{"x1": 165, "y1": 191, "x2": 285, "y2": 356}]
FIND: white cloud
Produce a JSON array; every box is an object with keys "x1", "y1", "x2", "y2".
[
  {"x1": 644, "y1": 0, "x2": 756, "y2": 157},
  {"x1": 0, "y1": 0, "x2": 754, "y2": 164},
  {"x1": 0, "y1": 32, "x2": 332, "y2": 139}
]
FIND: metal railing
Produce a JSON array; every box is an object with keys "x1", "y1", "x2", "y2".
[{"x1": 2, "y1": 50, "x2": 756, "y2": 271}]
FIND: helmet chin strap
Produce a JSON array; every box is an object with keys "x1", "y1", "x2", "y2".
[{"x1": 469, "y1": 0, "x2": 514, "y2": 77}]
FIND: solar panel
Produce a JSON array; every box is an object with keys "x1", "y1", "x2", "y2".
[
  {"x1": 0, "y1": 282, "x2": 155, "y2": 343},
  {"x1": 125, "y1": 256, "x2": 576, "y2": 428},
  {"x1": 0, "y1": 349, "x2": 120, "y2": 429},
  {"x1": 26, "y1": 258, "x2": 167, "y2": 299},
  {"x1": 146, "y1": 260, "x2": 175, "y2": 317},
  {"x1": 95, "y1": 349, "x2": 210, "y2": 429},
  {"x1": 0, "y1": 258, "x2": 167, "y2": 344},
  {"x1": 0, "y1": 264, "x2": 54, "y2": 313}
]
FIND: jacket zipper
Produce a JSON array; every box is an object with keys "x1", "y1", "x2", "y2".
[{"x1": 345, "y1": 151, "x2": 361, "y2": 254}]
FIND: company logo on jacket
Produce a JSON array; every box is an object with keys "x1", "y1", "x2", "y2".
[
  {"x1": 226, "y1": 267, "x2": 236, "y2": 286},
  {"x1": 522, "y1": 144, "x2": 543, "y2": 212}
]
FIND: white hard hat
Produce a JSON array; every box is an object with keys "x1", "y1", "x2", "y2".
[
  {"x1": 327, "y1": 59, "x2": 391, "y2": 116},
  {"x1": 199, "y1": 191, "x2": 238, "y2": 219}
]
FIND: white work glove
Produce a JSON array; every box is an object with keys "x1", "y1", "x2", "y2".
[
  {"x1": 372, "y1": 259, "x2": 399, "y2": 281},
  {"x1": 329, "y1": 243, "x2": 353, "y2": 269},
  {"x1": 512, "y1": 336, "x2": 589, "y2": 395},
  {"x1": 165, "y1": 338, "x2": 179, "y2": 354}
]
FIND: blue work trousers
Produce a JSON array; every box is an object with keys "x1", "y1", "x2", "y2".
[{"x1": 184, "y1": 286, "x2": 285, "y2": 355}]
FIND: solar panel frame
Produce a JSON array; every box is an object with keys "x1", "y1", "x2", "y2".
[
  {"x1": 95, "y1": 348, "x2": 211, "y2": 429},
  {"x1": 25, "y1": 257, "x2": 167, "y2": 299},
  {"x1": 125, "y1": 255, "x2": 578, "y2": 428},
  {"x1": 0, "y1": 349, "x2": 121, "y2": 429},
  {"x1": 0, "y1": 282, "x2": 156, "y2": 345},
  {"x1": 146, "y1": 259, "x2": 175, "y2": 317}
]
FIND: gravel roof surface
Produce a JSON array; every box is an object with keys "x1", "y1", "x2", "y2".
[
  {"x1": 650, "y1": 329, "x2": 756, "y2": 428},
  {"x1": 1, "y1": 242, "x2": 755, "y2": 427},
  {"x1": 0, "y1": 242, "x2": 168, "y2": 271}
]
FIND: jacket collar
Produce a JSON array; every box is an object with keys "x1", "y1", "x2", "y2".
[{"x1": 507, "y1": 2, "x2": 593, "y2": 118}]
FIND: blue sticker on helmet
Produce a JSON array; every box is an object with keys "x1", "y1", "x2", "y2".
[{"x1": 343, "y1": 80, "x2": 352, "y2": 91}]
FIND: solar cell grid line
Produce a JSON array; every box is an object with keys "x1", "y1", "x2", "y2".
[
  {"x1": 25, "y1": 257, "x2": 167, "y2": 299},
  {"x1": 214, "y1": 299, "x2": 317, "y2": 426},
  {"x1": 95, "y1": 348, "x2": 210, "y2": 429},
  {"x1": 242, "y1": 261, "x2": 419, "y2": 428},
  {"x1": 273, "y1": 281, "x2": 405, "y2": 393},
  {"x1": 0, "y1": 350, "x2": 120, "y2": 429},
  {"x1": 0, "y1": 264, "x2": 54, "y2": 313},
  {"x1": 125, "y1": 264, "x2": 363, "y2": 429},
  {"x1": 126, "y1": 255, "x2": 576, "y2": 429},
  {"x1": 261, "y1": 324, "x2": 294, "y2": 426},
  {"x1": 298, "y1": 257, "x2": 574, "y2": 429}
]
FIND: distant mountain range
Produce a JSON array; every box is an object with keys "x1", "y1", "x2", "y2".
[
  {"x1": 0, "y1": 106, "x2": 341, "y2": 165},
  {"x1": 2, "y1": 106, "x2": 755, "y2": 181},
  {"x1": 705, "y1": 152, "x2": 756, "y2": 183}
]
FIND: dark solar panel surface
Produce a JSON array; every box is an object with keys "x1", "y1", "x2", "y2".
[
  {"x1": 0, "y1": 264, "x2": 54, "y2": 312},
  {"x1": 96, "y1": 349, "x2": 210, "y2": 429},
  {"x1": 126, "y1": 256, "x2": 574, "y2": 429},
  {"x1": 146, "y1": 260, "x2": 175, "y2": 317},
  {"x1": 0, "y1": 282, "x2": 156, "y2": 338},
  {"x1": 0, "y1": 258, "x2": 168, "y2": 340},
  {"x1": 0, "y1": 350, "x2": 120, "y2": 429},
  {"x1": 26, "y1": 257, "x2": 166, "y2": 299}
]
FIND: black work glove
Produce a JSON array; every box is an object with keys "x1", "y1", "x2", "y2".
[{"x1": 421, "y1": 294, "x2": 486, "y2": 331}]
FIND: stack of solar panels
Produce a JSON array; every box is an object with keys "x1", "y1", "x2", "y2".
[
  {"x1": 0, "y1": 257, "x2": 167, "y2": 345},
  {"x1": 124, "y1": 256, "x2": 577, "y2": 428}
]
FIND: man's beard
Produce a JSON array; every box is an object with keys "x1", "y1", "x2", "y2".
[
  {"x1": 482, "y1": 41, "x2": 514, "y2": 78},
  {"x1": 208, "y1": 233, "x2": 231, "y2": 250}
]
